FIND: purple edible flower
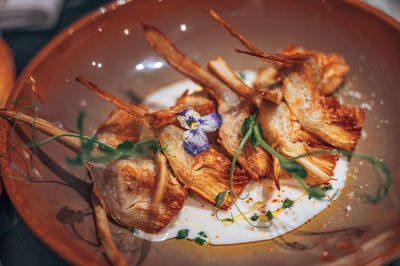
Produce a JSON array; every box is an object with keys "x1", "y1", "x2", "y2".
[{"x1": 176, "y1": 109, "x2": 222, "y2": 156}]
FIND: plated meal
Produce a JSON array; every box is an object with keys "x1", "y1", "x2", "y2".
[{"x1": 0, "y1": 7, "x2": 393, "y2": 266}]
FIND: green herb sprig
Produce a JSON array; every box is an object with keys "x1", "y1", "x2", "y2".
[
  {"x1": 66, "y1": 112, "x2": 162, "y2": 166},
  {"x1": 0, "y1": 102, "x2": 164, "y2": 180},
  {"x1": 214, "y1": 114, "x2": 392, "y2": 226}
]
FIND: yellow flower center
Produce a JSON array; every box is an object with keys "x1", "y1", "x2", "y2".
[{"x1": 190, "y1": 121, "x2": 198, "y2": 128}]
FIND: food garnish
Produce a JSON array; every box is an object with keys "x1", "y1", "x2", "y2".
[
  {"x1": 282, "y1": 199, "x2": 294, "y2": 209},
  {"x1": 176, "y1": 109, "x2": 221, "y2": 156},
  {"x1": 266, "y1": 211, "x2": 274, "y2": 221},
  {"x1": 199, "y1": 231, "x2": 208, "y2": 238},
  {"x1": 176, "y1": 229, "x2": 189, "y2": 240},
  {"x1": 195, "y1": 237, "x2": 207, "y2": 245}
]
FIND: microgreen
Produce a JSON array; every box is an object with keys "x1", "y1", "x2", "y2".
[
  {"x1": 131, "y1": 228, "x2": 138, "y2": 234},
  {"x1": 214, "y1": 113, "x2": 392, "y2": 227},
  {"x1": 0, "y1": 101, "x2": 164, "y2": 181},
  {"x1": 214, "y1": 118, "x2": 271, "y2": 229},
  {"x1": 241, "y1": 114, "x2": 391, "y2": 203},
  {"x1": 65, "y1": 112, "x2": 162, "y2": 166},
  {"x1": 291, "y1": 149, "x2": 392, "y2": 204}
]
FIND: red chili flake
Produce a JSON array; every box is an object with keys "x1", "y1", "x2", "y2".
[
  {"x1": 292, "y1": 212, "x2": 295, "y2": 215},
  {"x1": 277, "y1": 194, "x2": 281, "y2": 197},
  {"x1": 284, "y1": 211, "x2": 288, "y2": 215},
  {"x1": 272, "y1": 199, "x2": 280, "y2": 203},
  {"x1": 249, "y1": 197, "x2": 253, "y2": 201},
  {"x1": 339, "y1": 188, "x2": 344, "y2": 192},
  {"x1": 282, "y1": 225, "x2": 287, "y2": 229},
  {"x1": 185, "y1": 218, "x2": 188, "y2": 221},
  {"x1": 246, "y1": 200, "x2": 250, "y2": 203},
  {"x1": 281, "y1": 190, "x2": 285, "y2": 192},
  {"x1": 313, "y1": 201, "x2": 316, "y2": 204},
  {"x1": 211, "y1": 213, "x2": 215, "y2": 216},
  {"x1": 293, "y1": 218, "x2": 297, "y2": 221},
  {"x1": 251, "y1": 227, "x2": 254, "y2": 231},
  {"x1": 215, "y1": 235, "x2": 219, "y2": 238},
  {"x1": 201, "y1": 204, "x2": 205, "y2": 208},
  {"x1": 261, "y1": 210, "x2": 266, "y2": 214}
]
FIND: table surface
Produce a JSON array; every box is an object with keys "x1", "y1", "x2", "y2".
[{"x1": 0, "y1": 0, "x2": 399, "y2": 265}]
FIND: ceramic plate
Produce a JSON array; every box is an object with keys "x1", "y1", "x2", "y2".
[{"x1": 1, "y1": 0, "x2": 400, "y2": 264}]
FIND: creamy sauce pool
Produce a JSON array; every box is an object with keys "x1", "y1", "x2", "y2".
[{"x1": 138, "y1": 71, "x2": 348, "y2": 245}]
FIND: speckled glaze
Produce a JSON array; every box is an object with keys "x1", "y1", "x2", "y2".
[{"x1": 1, "y1": 0, "x2": 400, "y2": 265}]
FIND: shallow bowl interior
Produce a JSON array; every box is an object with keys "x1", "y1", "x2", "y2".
[{"x1": 2, "y1": 0, "x2": 400, "y2": 265}]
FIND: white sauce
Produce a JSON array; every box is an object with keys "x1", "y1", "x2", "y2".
[{"x1": 138, "y1": 71, "x2": 348, "y2": 245}]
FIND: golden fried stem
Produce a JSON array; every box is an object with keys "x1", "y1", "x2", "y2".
[
  {"x1": 76, "y1": 76, "x2": 150, "y2": 128},
  {"x1": 207, "y1": 9, "x2": 264, "y2": 54},
  {"x1": 0, "y1": 109, "x2": 81, "y2": 153},
  {"x1": 91, "y1": 192, "x2": 128, "y2": 266},
  {"x1": 151, "y1": 151, "x2": 168, "y2": 210},
  {"x1": 208, "y1": 56, "x2": 261, "y2": 107},
  {"x1": 143, "y1": 24, "x2": 237, "y2": 112},
  {"x1": 207, "y1": 9, "x2": 307, "y2": 68}
]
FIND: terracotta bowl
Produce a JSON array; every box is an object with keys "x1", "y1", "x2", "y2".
[{"x1": 1, "y1": 0, "x2": 400, "y2": 265}]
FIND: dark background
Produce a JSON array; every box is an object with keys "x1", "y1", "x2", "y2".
[{"x1": 0, "y1": 0, "x2": 399, "y2": 265}]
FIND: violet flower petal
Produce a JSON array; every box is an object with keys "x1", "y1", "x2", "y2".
[
  {"x1": 198, "y1": 112, "x2": 222, "y2": 132},
  {"x1": 176, "y1": 109, "x2": 201, "y2": 130},
  {"x1": 182, "y1": 128, "x2": 209, "y2": 156}
]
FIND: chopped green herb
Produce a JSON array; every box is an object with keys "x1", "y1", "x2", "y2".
[
  {"x1": 282, "y1": 198, "x2": 294, "y2": 209},
  {"x1": 195, "y1": 237, "x2": 206, "y2": 245},
  {"x1": 322, "y1": 185, "x2": 333, "y2": 191},
  {"x1": 238, "y1": 71, "x2": 246, "y2": 81},
  {"x1": 176, "y1": 229, "x2": 189, "y2": 240},
  {"x1": 130, "y1": 227, "x2": 138, "y2": 234},
  {"x1": 198, "y1": 231, "x2": 207, "y2": 238},
  {"x1": 250, "y1": 215, "x2": 259, "y2": 221},
  {"x1": 266, "y1": 211, "x2": 273, "y2": 221}
]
